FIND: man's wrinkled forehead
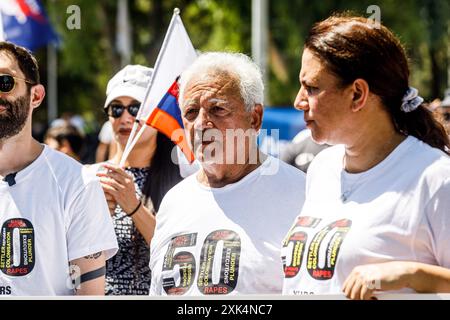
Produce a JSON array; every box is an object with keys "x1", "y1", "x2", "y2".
[
  {"x1": 182, "y1": 72, "x2": 240, "y2": 106},
  {"x1": 183, "y1": 97, "x2": 229, "y2": 108}
]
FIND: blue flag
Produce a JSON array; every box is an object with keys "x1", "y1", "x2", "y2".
[{"x1": 0, "y1": 0, "x2": 59, "y2": 51}]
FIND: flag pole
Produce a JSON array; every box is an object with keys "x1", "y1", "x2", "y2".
[
  {"x1": 120, "y1": 8, "x2": 181, "y2": 166},
  {"x1": 119, "y1": 123, "x2": 146, "y2": 167}
]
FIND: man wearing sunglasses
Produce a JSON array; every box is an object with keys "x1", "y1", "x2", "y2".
[{"x1": 0, "y1": 41, "x2": 118, "y2": 295}]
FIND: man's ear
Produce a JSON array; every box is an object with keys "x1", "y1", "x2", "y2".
[
  {"x1": 30, "y1": 84, "x2": 45, "y2": 110},
  {"x1": 251, "y1": 104, "x2": 263, "y2": 131},
  {"x1": 351, "y1": 79, "x2": 369, "y2": 112}
]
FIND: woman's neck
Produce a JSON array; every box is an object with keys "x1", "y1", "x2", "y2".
[{"x1": 344, "y1": 121, "x2": 406, "y2": 174}]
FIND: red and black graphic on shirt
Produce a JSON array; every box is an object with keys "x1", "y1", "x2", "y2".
[
  {"x1": 197, "y1": 230, "x2": 241, "y2": 295},
  {"x1": 0, "y1": 218, "x2": 35, "y2": 276},
  {"x1": 161, "y1": 229, "x2": 242, "y2": 295},
  {"x1": 306, "y1": 219, "x2": 352, "y2": 280},
  {"x1": 162, "y1": 233, "x2": 197, "y2": 295},
  {"x1": 282, "y1": 216, "x2": 321, "y2": 278}
]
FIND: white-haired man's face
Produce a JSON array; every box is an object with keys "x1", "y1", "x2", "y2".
[{"x1": 180, "y1": 73, "x2": 263, "y2": 177}]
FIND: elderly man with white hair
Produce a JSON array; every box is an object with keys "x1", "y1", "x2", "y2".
[{"x1": 149, "y1": 52, "x2": 305, "y2": 296}]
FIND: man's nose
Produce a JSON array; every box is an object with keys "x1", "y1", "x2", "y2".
[{"x1": 194, "y1": 108, "x2": 213, "y2": 130}]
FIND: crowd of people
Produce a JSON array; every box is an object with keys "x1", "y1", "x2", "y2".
[{"x1": 0, "y1": 13, "x2": 449, "y2": 299}]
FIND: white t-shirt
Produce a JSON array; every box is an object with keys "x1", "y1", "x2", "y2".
[
  {"x1": 150, "y1": 156, "x2": 305, "y2": 296},
  {"x1": 282, "y1": 136, "x2": 450, "y2": 295},
  {"x1": 0, "y1": 146, "x2": 118, "y2": 296}
]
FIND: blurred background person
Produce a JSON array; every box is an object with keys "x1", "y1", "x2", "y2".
[
  {"x1": 280, "y1": 128, "x2": 329, "y2": 172},
  {"x1": 435, "y1": 89, "x2": 450, "y2": 138},
  {"x1": 47, "y1": 112, "x2": 99, "y2": 164},
  {"x1": 50, "y1": 112, "x2": 86, "y2": 136},
  {"x1": 44, "y1": 123, "x2": 85, "y2": 162}
]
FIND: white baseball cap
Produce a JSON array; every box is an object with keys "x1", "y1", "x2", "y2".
[{"x1": 104, "y1": 65, "x2": 154, "y2": 108}]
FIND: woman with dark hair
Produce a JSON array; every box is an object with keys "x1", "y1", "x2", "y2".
[
  {"x1": 91, "y1": 65, "x2": 186, "y2": 295},
  {"x1": 282, "y1": 14, "x2": 450, "y2": 299}
]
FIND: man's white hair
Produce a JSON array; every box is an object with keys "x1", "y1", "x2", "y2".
[{"x1": 179, "y1": 52, "x2": 264, "y2": 112}]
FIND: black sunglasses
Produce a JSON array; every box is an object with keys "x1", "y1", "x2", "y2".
[
  {"x1": 105, "y1": 103, "x2": 141, "y2": 118},
  {"x1": 0, "y1": 74, "x2": 35, "y2": 93}
]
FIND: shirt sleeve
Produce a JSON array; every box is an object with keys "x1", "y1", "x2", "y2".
[
  {"x1": 425, "y1": 178, "x2": 450, "y2": 267},
  {"x1": 66, "y1": 179, "x2": 118, "y2": 262}
]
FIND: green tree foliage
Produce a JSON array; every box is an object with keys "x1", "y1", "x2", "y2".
[{"x1": 33, "y1": 0, "x2": 448, "y2": 126}]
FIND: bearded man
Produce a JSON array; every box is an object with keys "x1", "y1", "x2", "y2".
[{"x1": 0, "y1": 41, "x2": 118, "y2": 295}]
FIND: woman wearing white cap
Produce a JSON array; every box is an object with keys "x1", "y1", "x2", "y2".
[
  {"x1": 93, "y1": 65, "x2": 184, "y2": 295},
  {"x1": 282, "y1": 14, "x2": 450, "y2": 300}
]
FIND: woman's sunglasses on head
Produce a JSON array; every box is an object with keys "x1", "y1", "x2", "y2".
[
  {"x1": 0, "y1": 74, "x2": 35, "y2": 93},
  {"x1": 105, "y1": 102, "x2": 141, "y2": 118}
]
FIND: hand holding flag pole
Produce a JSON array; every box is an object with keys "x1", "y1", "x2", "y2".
[{"x1": 119, "y1": 8, "x2": 197, "y2": 167}]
